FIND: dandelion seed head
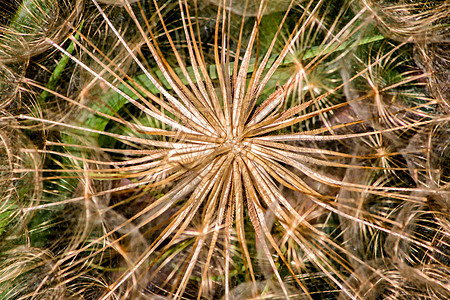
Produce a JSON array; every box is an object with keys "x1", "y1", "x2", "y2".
[{"x1": 3, "y1": 0, "x2": 448, "y2": 298}]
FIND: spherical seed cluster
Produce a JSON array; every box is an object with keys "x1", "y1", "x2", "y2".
[{"x1": 0, "y1": 0, "x2": 449, "y2": 299}]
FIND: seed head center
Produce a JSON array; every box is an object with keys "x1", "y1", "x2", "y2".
[{"x1": 225, "y1": 136, "x2": 244, "y2": 156}]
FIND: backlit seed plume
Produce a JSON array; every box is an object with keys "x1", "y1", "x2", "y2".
[{"x1": 3, "y1": 0, "x2": 449, "y2": 299}]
